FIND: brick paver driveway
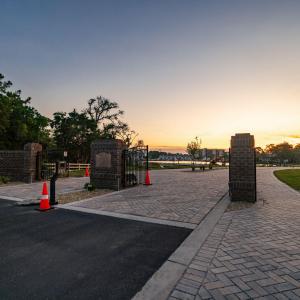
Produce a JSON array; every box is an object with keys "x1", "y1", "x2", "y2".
[
  {"x1": 0, "y1": 177, "x2": 89, "y2": 201},
  {"x1": 169, "y1": 167, "x2": 300, "y2": 299},
  {"x1": 67, "y1": 169, "x2": 228, "y2": 225}
]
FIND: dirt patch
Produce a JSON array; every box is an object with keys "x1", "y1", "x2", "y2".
[{"x1": 58, "y1": 189, "x2": 112, "y2": 204}]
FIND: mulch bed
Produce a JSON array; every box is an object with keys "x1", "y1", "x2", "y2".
[{"x1": 58, "y1": 189, "x2": 112, "y2": 204}]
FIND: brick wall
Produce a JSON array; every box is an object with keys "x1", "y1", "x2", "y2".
[
  {"x1": 0, "y1": 150, "x2": 25, "y2": 181},
  {"x1": 90, "y1": 139, "x2": 126, "y2": 190},
  {"x1": 229, "y1": 133, "x2": 256, "y2": 202},
  {"x1": 0, "y1": 143, "x2": 42, "y2": 183}
]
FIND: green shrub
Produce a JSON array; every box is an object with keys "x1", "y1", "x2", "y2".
[
  {"x1": 84, "y1": 182, "x2": 95, "y2": 192},
  {"x1": 0, "y1": 176, "x2": 10, "y2": 184}
]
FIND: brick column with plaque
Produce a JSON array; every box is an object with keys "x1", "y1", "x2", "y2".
[
  {"x1": 229, "y1": 133, "x2": 256, "y2": 202},
  {"x1": 90, "y1": 139, "x2": 126, "y2": 190}
]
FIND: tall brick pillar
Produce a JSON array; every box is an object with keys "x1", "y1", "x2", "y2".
[
  {"x1": 23, "y1": 143, "x2": 42, "y2": 183},
  {"x1": 229, "y1": 133, "x2": 256, "y2": 202},
  {"x1": 90, "y1": 139, "x2": 126, "y2": 190}
]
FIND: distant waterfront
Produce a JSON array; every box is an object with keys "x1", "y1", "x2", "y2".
[{"x1": 149, "y1": 160, "x2": 227, "y2": 166}]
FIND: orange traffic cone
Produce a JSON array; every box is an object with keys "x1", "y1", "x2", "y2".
[
  {"x1": 39, "y1": 182, "x2": 51, "y2": 211},
  {"x1": 144, "y1": 170, "x2": 152, "y2": 185},
  {"x1": 85, "y1": 166, "x2": 89, "y2": 177}
]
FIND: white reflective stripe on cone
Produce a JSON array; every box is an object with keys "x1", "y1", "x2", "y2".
[{"x1": 40, "y1": 195, "x2": 49, "y2": 200}]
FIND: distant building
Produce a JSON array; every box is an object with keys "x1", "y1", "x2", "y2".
[
  {"x1": 201, "y1": 148, "x2": 225, "y2": 161},
  {"x1": 149, "y1": 149, "x2": 227, "y2": 162}
]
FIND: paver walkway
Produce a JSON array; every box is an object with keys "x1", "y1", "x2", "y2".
[
  {"x1": 168, "y1": 167, "x2": 300, "y2": 299},
  {"x1": 0, "y1": 177, "x2": 89, "y2": 201},
  {"x1": 67, "y1": 169, "x2": 228, "y2": 225}
]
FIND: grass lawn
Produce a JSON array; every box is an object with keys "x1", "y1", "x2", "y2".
[
  {"x1": 274, "y1": 169, "x2": 300, "y2": 191},
  {"x1": 68, "y1": 169, "x2": 86, "y2": 177}
]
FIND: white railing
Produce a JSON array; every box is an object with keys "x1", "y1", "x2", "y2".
[
  {"x1": 43, "y1": 163, "x2": 90, "y2": 171},
  {"x1": 68, "y1": 163, "x2": 90, "y2": 170}
]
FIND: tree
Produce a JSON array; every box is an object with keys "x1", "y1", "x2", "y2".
[
  {"x1": 294, "y1": 144, "x2": 300, "y2": 163},
  {"x1": 294, "y1": 144, "x2": 300, "y2": 150},
  {"x1": 187, "y1": 137, "x2": 202, "y2": 161},
  {"x1": 83, "y1": 95, "x2": 129, "y2": 139},
  {"x1": 51, "y1": 96, "x2": 132, "y2": 162},
  {"x1": 0, "y1": 73, "x2": 50, "y2": 149},
  {"x1": 85, "y1": 96, "x2": 122, "y2": 124},
  {"x1": 51, "y1": 110, "x2": 99, "y2": 162},
  {"x1": 255, "y1": 147, "x2": 265, "y2": 163},
  {"x1": 85, "y1": 96, "x2": 123, "y2": 122},
  {"x1": 265, "y1": 144, "x2": 276, "y2": 154},
  {"x1": 264, "y1": 142, "x2": 294, "y2": 164},
  {"x1": 116, "y1": 126, "x2": 138, "y2": 148},
  {"x1": 135, "y1": 140, "x2": 145, "y2": 147},
  {"x1": 101, "y1": 120, "x2": 128, "y2": 139},
  {"x1": 255, "y1": 147, "x2": 264, "y2": 155}
]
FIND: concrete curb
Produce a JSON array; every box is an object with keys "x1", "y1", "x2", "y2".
[
  {"x1": 0, "y1": 195, "x2": 25, "y2": 202},
  {"x1": 57, "y1": 205, "x2": 196, "y2": 229},
  {"x1": 61, "y1": 187, "x2": 139, "y2": 207},
  {"x1": 132, "y1": 192, "x2": 230, "y2": 300},
  {"x1": 0, "y1": 183, "x2": 29, "y2": 189}
]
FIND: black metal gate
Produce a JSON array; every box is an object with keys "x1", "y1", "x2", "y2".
[{"x1": 123, "y1": 146, "x2": 148, "y2": 187}]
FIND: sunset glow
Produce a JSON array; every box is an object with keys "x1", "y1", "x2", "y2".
[{"x1": 1, "y1": 0, "x2": 300, "y2": 151}]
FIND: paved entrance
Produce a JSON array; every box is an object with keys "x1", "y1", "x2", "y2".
[
  {"x1": 0, "y1": 177, "x2": 89, "y2": 201},
  {"x1": 63, "y1": 169, "x2": 228, "y2": 227},
  {"x1": 0, "y1": 200, "x2": 190, "y2": 300},
  {"x1": 168, "y1": 167, "x2": 300, "y2": 299}
]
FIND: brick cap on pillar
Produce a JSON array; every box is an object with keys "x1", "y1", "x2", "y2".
[
  {"x1": 231, "y1": 133, "x2": 255, "y2": 148},
  {"x1": 91, "y1": 139, "x2": 126, "y2": 147}
]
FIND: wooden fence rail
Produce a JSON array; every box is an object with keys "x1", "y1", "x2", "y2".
[{"x1": 44, "y1": 163, "x2": 90, "y2": 171}]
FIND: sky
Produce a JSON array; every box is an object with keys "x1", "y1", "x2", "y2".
[{"x1": 1, "y1": 0, "x2": 300, "y2": 152}]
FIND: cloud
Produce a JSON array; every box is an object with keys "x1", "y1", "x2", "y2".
[
  {"x1": 269, "y1": 132, "x2": 300, "y2": 139},
  {"x1": 288, "y1": 135, "x2": 300, "y2": 139}
]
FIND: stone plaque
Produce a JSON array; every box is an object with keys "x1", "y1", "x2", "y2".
[{"x1": 96, "y1": 152, "x2": 111, "y2": 168}]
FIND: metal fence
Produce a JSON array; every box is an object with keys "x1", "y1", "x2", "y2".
[{"x1": 123, "y1": 146, "x2": 148, "y2": 187}]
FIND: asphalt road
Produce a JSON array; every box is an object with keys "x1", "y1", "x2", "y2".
[{"x1": 0, "y1": 200, "x2": 191, "y2": 300}]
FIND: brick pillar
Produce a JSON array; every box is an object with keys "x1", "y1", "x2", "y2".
[
  {"x1": 229, "y1": 133, "x2": 256, "y2": 202},
  {"x1": 90, "y1": 139, "x2": 126, "y2": 190},
  {"x1": 23, "y1": 143, "x2": 42, "y2": 183}
]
